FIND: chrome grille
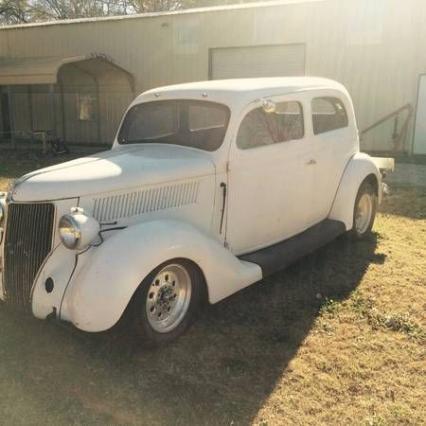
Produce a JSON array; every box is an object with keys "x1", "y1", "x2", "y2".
[{"x1": 3, "y1": 203, "x2": 55, "y2": 309}]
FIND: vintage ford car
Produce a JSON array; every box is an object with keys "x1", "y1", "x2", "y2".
[{"x1": 0, "y1": 77, "x2": 394, "y2": 345}]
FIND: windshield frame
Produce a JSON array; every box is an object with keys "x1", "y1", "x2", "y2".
[{"x1": 117, "y1": 99, "x2": 231, "y2": 152}]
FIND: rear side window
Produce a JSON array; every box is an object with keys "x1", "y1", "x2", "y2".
[
  {"x1": 312, "y1": 97, "x2": 348, "y2": 135},
  {"x1": 237, "y1": 101, "x2": 304, "y2": 149}
]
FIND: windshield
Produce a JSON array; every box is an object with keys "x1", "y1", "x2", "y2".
[{"x1": 118, "y1": 100, "x2": 230, "y2": 151}]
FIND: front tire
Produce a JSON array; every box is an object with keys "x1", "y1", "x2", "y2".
[
  {"x1": 128, "y1": 259, "x2": 203, "y2": 346},
  {"x1": 351, "y1": 180, "x2": 377, "y2": 239}
]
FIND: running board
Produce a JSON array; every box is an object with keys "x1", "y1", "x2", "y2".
[{"x1": 239, "y1": 219, "x2": 346, "y2": 277}]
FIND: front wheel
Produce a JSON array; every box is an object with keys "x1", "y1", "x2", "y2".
[
  {"x1": 128, "y1": 259, "x2": 203, "y2": 346},
  {"x1": 351, "y1": 180, "x2": 377, "y2": 239}
]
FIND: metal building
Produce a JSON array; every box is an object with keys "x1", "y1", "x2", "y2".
[{"x1": 0, "y1": 0, "x2": 425, "y2": 155}]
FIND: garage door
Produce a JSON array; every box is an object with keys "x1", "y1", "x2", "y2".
[{"x1": 210, "y1": 44, "x2": 305, "y2": 80}]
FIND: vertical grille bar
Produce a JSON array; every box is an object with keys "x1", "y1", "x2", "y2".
[{"x1": 3, "y1": 203, "x2": 55, "y2": 310}]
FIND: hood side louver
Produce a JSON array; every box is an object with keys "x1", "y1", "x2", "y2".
[{"x1": 92, "y1": 180, "x2": 200, "y2": 222}]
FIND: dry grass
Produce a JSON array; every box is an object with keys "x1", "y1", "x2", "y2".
[{"x1": 0, "y1": 150, "x2": 425, "y2": 425}]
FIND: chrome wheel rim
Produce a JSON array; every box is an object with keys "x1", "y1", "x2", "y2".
[
  {"x1": 355, "y1": 193, "x2": 373, "y2": 234},
  {"x1": 146, "y1": 264, "x2": 192, "y2": 333}
]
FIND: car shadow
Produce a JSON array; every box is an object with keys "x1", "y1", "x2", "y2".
[{"x1": 0, "y1": 233, "x2": 381, "y2": 424}]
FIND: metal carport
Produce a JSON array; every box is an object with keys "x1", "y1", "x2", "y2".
[{"x1": 0, "y1": 54, "x2": 135, "y2": 149}]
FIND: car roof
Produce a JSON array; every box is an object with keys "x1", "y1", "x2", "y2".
[{"x1": 137, "y1": 77, "x2": 348, "y2": 107}]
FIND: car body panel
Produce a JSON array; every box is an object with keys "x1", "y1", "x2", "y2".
[
  {"x1": 328, "y1": 152, "x2": 382, "y2": 229},
  {"x1": 11, "y1": 144, "x2": 215, "y2": 202},
  {"x1": 304, "y1": 88, "x2": 359, "y2": 225},
  {"x1": 59, "y1": 220, "x2": 262, "y2": 332},
  {"x1": 0, "y1": 77, "x2": 391, "y2": 334},
  {"x1": 226, "y1": 94, "x2": 314, "y2": 254}
]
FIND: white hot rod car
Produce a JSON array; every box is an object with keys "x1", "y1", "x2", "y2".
[{"x1": 0, "y1": 78, "x2": 394, "y2": 345}]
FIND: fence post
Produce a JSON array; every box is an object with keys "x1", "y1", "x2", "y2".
[{"x1": 41, "y1": 131, "x2": 47, "y2": 155}]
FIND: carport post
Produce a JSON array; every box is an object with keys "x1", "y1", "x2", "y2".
[
  {"x1": 6, "y1": 86, "x2": 16, "y2": 150},
  {"x1": 95, "y1": 77, "x2": 102, "y2": 145},
  {"x1": 27, "y1": 85, "x2": 34, "y2": 144},
  {"x1": 49, "y1": 84, "x2": 57, "y2": 141},
  {"x1": 58, "y1": 77, "x2": 67, "y2": 143}
]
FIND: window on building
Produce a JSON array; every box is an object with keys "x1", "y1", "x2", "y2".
[
  {"x1": 237, "y1": 101, "x2": 304, "y2": 149},
  {"x1": 311, "y1": 97, "x2": 348, "y2": 135}
]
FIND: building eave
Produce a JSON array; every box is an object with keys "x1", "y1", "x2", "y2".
[{"x1": 0, "y1": 0, "x2": 324, "y2": 31}]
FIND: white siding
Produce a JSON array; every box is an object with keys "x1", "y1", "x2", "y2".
[
  {"x1": 210, "y1": 44, "x2": 305, "y2": 79},
  {"x1": 1, "y1": 0, "x2": 426, "y2": 151}
]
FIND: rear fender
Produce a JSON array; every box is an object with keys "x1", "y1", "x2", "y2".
[
  {"x1": 328, "y1": 152, "x2": 381, "y2": 230},
  {"x1": 60, "y1": 220, "x2": 261, "y2": 332}
]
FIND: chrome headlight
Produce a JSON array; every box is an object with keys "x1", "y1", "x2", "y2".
[
  {"x1": 58, "y1": 208, "x2": 100, "y2": 250},
  {"x1": 58, "y1": 214, "x2": 81, "y2": 249}
]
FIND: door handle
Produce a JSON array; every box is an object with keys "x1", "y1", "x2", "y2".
[{"x1": 306, "y1": 159, "x2": 317, "y2": 166}]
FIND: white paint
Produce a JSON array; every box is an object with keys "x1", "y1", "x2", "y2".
[
  {"x1": 0, "y1": 194, "x2": 8, "y2": 300},
  {"x1": 371, "y1": 157, "x2": 395, "y2": 173},
  {"x1": 306, "y1": 89, "x2": 359, "y2": 224},
  {"x1": 226, "y1": 92, "x2": 314, "y2": 254},
  {"x1": 413, "y1": 75, "x2": 426, "y2": 155},
  {"x1": 59, "y1": 220, "x2": 262, "y2": 332},
  {"x1": 210, "y1": 45, "x2": 305, "y2": 80},
  {"x1": 1, "y1": 77, "x2": 390, "y2": 335},
  {"x1": 12, "y1": 144, "x2": 215, "y2": 202},
  {"x1": 328, "y1": 152, "x2": 382, "y2": 229}
]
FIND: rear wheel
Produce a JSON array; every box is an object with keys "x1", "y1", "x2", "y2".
[
  {"x1": 129, "y1": 259, "x2": 203, "y2": 346},
  {"x1": 351, "y1": 180, "x2": 377, "y2": 239}
]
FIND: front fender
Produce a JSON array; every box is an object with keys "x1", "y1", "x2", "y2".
[
  {"x1": 60, "y1": 220, "x2": 261, "y2": 332},
  {"x1": 328, "y1": 152, "x2": 381, "y2": 230}
]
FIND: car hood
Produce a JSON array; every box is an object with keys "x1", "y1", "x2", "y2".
[{"x1": 11, "y1": 145, "x2": 216, "y2": 202}]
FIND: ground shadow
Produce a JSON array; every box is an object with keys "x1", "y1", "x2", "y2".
[
  {"x1": 0, "y1": 233, "x2": 382, "y2": 424},
  {"x1": 379, "y1": 184, "x2": 426, "y2": 220}
]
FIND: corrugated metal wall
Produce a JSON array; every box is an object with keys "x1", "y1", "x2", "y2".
[
  {"x1": 210, "y1": 44, "x2": 306, "y2": 79},
  {"x1": 0, "y1": 0, "x2": 425, "y2": 150}
]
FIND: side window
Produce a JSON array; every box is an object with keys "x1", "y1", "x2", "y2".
[
  {"x1": 311, "y1": 97, "x2": 349, "y2": 135},
  {"x1": 237, "y1": 101, "x2": 304, "y2": 149}
]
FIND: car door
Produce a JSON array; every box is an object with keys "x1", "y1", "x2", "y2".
[
  {"x1": 307, "y1": 93, "x2": 356, "y2": 225},
  {"x1": 226, "y1": 95, "x2": 314, "y2": 255}
]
